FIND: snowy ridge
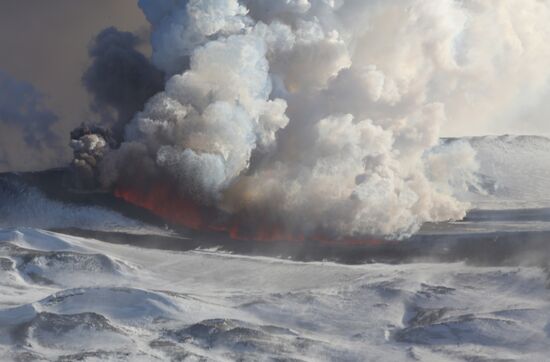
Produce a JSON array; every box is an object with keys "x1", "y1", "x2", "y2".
[
  {"x1": 1, "y1": 228, "x2": 549, "y2": 361},
  {"x1": 0, "y1": 175, "x2": 167, "y2": 235}
]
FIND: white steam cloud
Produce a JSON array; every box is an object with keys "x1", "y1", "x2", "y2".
[{"x1": 99, "y1": 0, "x2": 550, "y2": 238}]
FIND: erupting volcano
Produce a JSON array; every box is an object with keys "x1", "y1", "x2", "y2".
[
  {"x1": 5, "y1": 1, "x2": 550, "y2": 361},
  {"x1": 67, "y1": 0, "x2": 550, "y2": 243}
]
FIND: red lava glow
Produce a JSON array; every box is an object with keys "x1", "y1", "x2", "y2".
[
  {"x1": 114, "y1": 182, "x2": 204, "y2": 230},
  {"x1": 114, "y1": 182, "x2": 384, "y2": 246}
]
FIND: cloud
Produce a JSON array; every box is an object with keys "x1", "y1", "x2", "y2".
[{"x1": 0, "y1": 70, "x2": 62, "y2": 172}]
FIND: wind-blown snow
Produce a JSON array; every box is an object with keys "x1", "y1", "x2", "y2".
[{"x1": 1, "y1": 228, "x2": 549, "y2": 361}]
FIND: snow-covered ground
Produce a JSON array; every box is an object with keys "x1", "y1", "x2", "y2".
[
  {"x1": 0, "y1": 228, "x2": 549, "y2": 361},
  {"x1": 1, "y1": 136, "x2": 550, "y2": 361}
]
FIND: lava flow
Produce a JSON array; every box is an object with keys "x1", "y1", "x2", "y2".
[
  {"x1": 114, "y1": 181, "x2": 384, "y2": 245},
  {"x1": 114, "y1": 181, "x2": 205, "y2": 230},
  {"x1": 114, "y1": 181, "x2": 297, "y2": 241}
]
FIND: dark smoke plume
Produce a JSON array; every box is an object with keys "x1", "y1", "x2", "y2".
[
  {"x1": 82, "y1": 27, "x2": 164, "y2": 140},
  {"x1": 68, "y1": 27, "x2": 164, "y2": 189},
  {"x1": 67, "y1": 124, "x2": 117, "y2": 190}
]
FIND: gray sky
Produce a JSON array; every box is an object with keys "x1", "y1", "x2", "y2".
[{"x1": 0, "y1": 0, "x2": 148, "y2": 172}]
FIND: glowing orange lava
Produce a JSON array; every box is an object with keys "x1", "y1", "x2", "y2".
[
  {"x1": 114, "y1": 182, "x2": 384, "y2": 245},
  {"x1": 114, "y1": 182, "x2": 204, "y2": 230}
]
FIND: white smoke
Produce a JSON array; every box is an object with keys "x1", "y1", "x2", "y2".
[{"x1": 100, "y1": 0, "x2": 550, "y2": 238}]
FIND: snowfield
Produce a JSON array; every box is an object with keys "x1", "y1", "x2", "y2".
[
  {"x1": 1, "y1": 136, "x2": 550, "y2": 361},
  {"x1": 1, "y1": 228, "x2": 549, "y2": 361}
]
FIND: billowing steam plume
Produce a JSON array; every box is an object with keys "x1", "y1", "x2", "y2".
[{"x1": 79, "y1": 0, "x2": 550, "y2": 240}]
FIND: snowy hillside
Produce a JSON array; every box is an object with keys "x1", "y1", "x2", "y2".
[
  {"x1": 0, "y1": 172, "x2": 168, "y2": 235},
  {"x1": 452, "y1": 135, "x2": 550, "y2": 209}
]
